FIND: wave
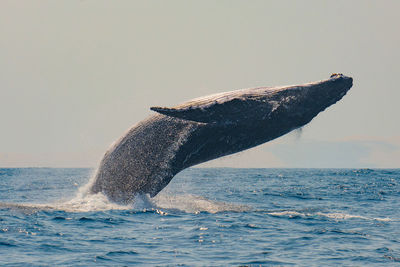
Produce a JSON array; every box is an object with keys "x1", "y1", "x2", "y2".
[
  {"x1": 0, "y1": 189, "x2": 249, "y2": 214},
  {"x1": 266, "y1": 210, "x2": 392, "y2": 222},
  {"x1": 0, "y1": 194, "x2": 130, "y2": 213},
  {"x1": 2, "y1": 192, "x2": 392, "y2": 221},
  {"x1": 151, "y1": 193, "x2": 250, "y2": 214}
]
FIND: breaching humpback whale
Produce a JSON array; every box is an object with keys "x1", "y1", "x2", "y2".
[{"x1": 90, "y1": 74, "x2": 353, "y2": 203}]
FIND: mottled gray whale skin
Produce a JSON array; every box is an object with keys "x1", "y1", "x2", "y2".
[{"x1": 90, "y1": 74, "x2": 353, "y2": 203}]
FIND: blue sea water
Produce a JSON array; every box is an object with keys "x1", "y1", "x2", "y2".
[{"x1": 0, "y1": 168, "x2": 399, "y2": 266}]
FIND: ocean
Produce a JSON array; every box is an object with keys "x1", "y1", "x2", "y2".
[{"x1": 0, "y1": 168, "x2": 399, "y2": 266}]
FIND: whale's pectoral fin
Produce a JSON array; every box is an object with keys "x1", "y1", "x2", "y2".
[
  {"x1": 150, "y1": 106, "x2": 213, "y2": 123},
  {"x1": 151, "y1": 98, "x2": 268, "y2": 124}
]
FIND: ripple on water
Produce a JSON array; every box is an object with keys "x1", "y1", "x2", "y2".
[{"x1": 0, "y1": 168, "x2": 399, "y2": 266}]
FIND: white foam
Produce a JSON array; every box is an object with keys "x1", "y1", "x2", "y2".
[
  {"x1": 0, "y1": 191, "x2": 249, "y2": 214},
  {"x1": 53, "y1": 192, "x2": 131, "y2": 212},
  {"x1": 151, "y1": 193, "x2": 250, "y2": 214},
  {"x1": 316, "y1": 212, "x2": 391, "y2": 222},
  {"x1": 266, "y1": 210, "x2": 392, "y2": 222}
]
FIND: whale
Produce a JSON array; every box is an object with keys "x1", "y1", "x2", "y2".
[{"x1": 89, "y1": 74, "x2": 353, "y2": 203}]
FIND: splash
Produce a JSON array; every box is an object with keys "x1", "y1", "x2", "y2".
[
  {"x1": 50, "y1": 175, "x2": 132, "y2": 212},
  {"x1": 0, "y1": 189, "x2": 249, "y2": 214},
  {"x1": 74, "y1": 169, "x2": 250, "y2": 213},
  {"x1": 0, "y1": 193, "x2": 130, "y2": 213},
  {"x1": 53, "y1": 193, "x2": 131, "y2": 212}
]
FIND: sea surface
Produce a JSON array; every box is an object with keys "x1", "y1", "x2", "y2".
[{"x1": 0, "y1": 168, "x2": 399, "y2": 266}]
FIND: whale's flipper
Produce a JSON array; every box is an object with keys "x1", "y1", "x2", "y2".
[{"x1": 151, "y1": 97, "x2": 270, "y2": 124}]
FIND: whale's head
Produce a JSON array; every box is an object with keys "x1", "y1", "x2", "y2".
[
  {"x1": 257, "y1": 73, "x2": 353, "y2": 130},
  {"x1": 151, "y1": 74, "x2": 353, "y2": 132}
]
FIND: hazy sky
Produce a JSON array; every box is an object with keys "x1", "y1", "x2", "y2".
[{"x1": 1, "y1": 1, "x2": 399, "y2": 168}]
